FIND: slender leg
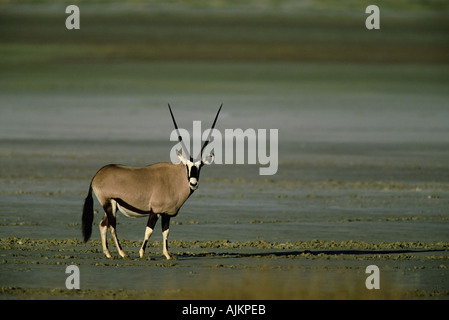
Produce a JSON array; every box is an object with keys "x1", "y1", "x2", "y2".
[
  {"x1": 101, "y1": 200, "x2": 127, "y2": 258},
  {"x1": 107, "y1": 200, "x2": 127, "y2": 258},
  {"x1": 99, "y1": 213, "x2": 111, "y2": 258},
  {"x1": 161, "y1": 215, "x2": 171, "y2": 260},
  {"x1": 139, "y1": 214, "x2": 159, "y2": 258}
]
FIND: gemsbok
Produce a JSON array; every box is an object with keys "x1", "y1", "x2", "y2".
[{"x1": 82, "y1": 104, "x2": 222, "y2": 259}]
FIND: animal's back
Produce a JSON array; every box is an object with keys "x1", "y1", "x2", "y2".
[{"x1": 91, "y1": 162, "x2": 190, "y2": 214}]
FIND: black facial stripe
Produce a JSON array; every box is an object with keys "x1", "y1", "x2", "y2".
[
  {"x1": 190, "y1": 166, "x2": 198, "y2": 179},
  {"x1": 186, "y1": 164, "x2": 200, "y2": 182}
]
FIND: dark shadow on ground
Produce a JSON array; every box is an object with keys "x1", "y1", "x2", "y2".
[{"x1": 178, "y1": 248, "x2": 447, "y2": 259}]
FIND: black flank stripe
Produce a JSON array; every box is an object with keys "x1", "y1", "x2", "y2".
[{"x1": 114, "y1": 198, "x2": 152, "y2": 215}]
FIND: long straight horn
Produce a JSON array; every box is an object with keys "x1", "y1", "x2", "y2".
[
  {"x1": 199, "y1": 103, "x2": 223, "y2": 159},
  {"x1": 168, "y1": 104, "x2": 191, "y2": 161}
]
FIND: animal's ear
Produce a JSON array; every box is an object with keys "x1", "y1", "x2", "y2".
[
  {"x1": 202, "y1": 153, "x2": 214, "y2": 165},
  {"x1": 177, "y1": 150, "x2": 188, "y2": 164}
]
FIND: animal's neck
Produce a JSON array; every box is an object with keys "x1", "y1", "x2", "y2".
[{"x1": 175, "y1": 162, "x2": 193, "y2": 198}]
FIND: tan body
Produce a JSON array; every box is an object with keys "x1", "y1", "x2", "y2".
[
  {"x1": 81, "y1": 104, "x2": 221, "y2": 260},
  {"x1": 93, "y1": 162, "x2": 191, "y2": 217},
  {"x1": 83, "y1": 160, "x2": 194, "y2": 260}
]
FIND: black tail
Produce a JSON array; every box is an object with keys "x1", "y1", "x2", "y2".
[{"x1": 82, "y1": 184, "x2": 94, "y2": 243}]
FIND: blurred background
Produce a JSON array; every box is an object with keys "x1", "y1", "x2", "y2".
[
  {"x1": 1, "y1": 0, "x2": 448, "y2": 143},
  {"x1": 1, "y1": 0, "x2": 449, "y2": 238},
  {"x1": 1, "y1": 0, "x2": 449, "y2": 299}
]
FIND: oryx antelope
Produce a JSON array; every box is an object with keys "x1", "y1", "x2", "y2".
[{"x1": 82, "y1": 104, "x2": 222, "y2": 259}]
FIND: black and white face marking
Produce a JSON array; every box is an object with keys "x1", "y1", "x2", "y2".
[
  {"x1": 185, "y1": 160, "x2": 202, "y2": 190},
  {"x1": 169, "y1": 104, "x2": 221, "y2": 191},
  {"x1": 177, "y1": 151, "x2": 214, "y2": 191}
]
